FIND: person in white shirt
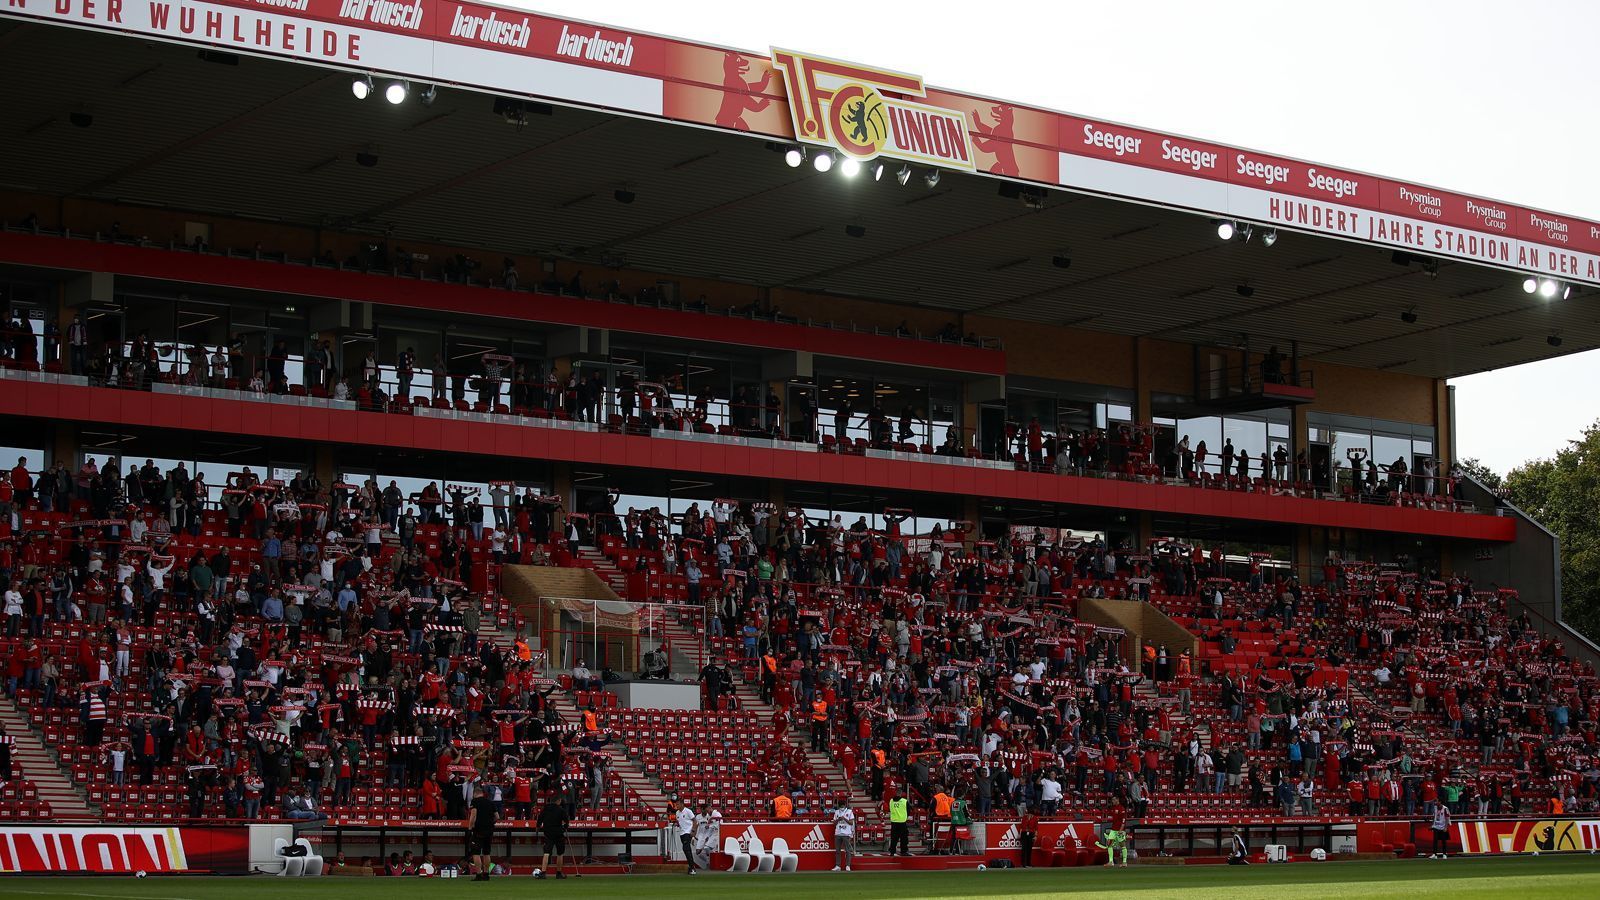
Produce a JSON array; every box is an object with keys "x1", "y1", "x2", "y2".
[
  {"x1": 1372, "y1": 664, "x2": 1392, "y2": 685},
  {"x1": 1028, "y1": 657, "x2": 1047, "y2": 681},
  {"x1": 675, "y1": 800, "x2": 699, "y2": 875},
  {"x1": 106, "y1": 744, "x2": 128, "y2": 785},
  {"x1": 147, "y1": 554, "x2": 174, "y2": 591},
  {"x1": 831, "y1": 799, "x2": 857, "y2": 871},
  {"x1": 210, "y1": 347, "x2": 228, "y2": 385},
  {"x1": 2, "y1": 589, "x2": 23, "y2": 631},
  {"x1": 1197, "y1": 751, "x2": 1216, "y2": 792},
  {"x1": 1039, "y1": 775, "x2": 1064, "y2": 814},
  {"x1": 1297, "y1": 776, "x2": 1317, "y2": 814},
  {"x1": 691, "y1": 806, "x2": 719, "y2": 868},
  {"x1": 490, "y1": 528, "x2": 507, "y2": 563},
  {"x1": 117, "y1": 580, "x2": 134, "y2": 620}
]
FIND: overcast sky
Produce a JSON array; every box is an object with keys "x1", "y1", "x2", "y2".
[{"x1": 514, "y1": 0, "x2": 1598, "y2": 475}]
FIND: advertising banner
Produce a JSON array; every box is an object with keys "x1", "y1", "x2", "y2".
[
  {"x1": 0, "y1": 825, "x2": 251, "y2": 873},
  {"x1": 986, "y1": 819, "x2": 1097, "y2": 854},
  {"x1": 719, "y1": 821, "x2": 836, "y2": 871},
  {"x1": 1456, "y1": 818, "x2": 1600, "y2": 855}
]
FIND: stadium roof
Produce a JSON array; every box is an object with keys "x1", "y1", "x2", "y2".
[{"x1": 2, "y1": 5, "x2": 1596, "y2": 379}]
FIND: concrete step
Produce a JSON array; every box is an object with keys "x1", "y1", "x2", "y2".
[
  {"x1": 726, "y1": 674, "x2": 877, "y2": 829},
  {"x1": 1, "y1": 695, "x2": 99, "y2": 819},
  {"x1": 539, "y1": 670, "x2": 673, "y2": 817}
]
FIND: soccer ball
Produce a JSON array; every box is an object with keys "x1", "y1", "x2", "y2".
[
  {"x1": 1531, "y1": 851, "x2": 1539, "y2": 856},
  {"x1": 976, "y1": 864, "x2": 986, "y2": 871},
  {"x1": 532, "y1": 867, "x2": 544, "y2": 878},
  {"x1": 417, "y1": 862, "x2": 435, "y2": 877},
  {"x1": 134, "y1": 871, "x2": 147, "y2": 878},
  {"x1": 1310, "y1": 849, "x2": 1327, "y2": 861}
]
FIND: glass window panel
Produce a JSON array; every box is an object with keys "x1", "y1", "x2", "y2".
[
  {"x1": 928, "y1": 384, "x2": 960, "y2": 450},
  {"x1": 1177, "y1": 416, "x2": 1222, "y2": 458},
  {"x1": 818, "y1": 376, "x2": 872, "y2": 443},
  {"x1": 1006, "y1": 393, "x2": 1056, "y2": 431},
  {"x1": 1060, "y1": 401, "x2": 1096, "y2": 433},
  {"x1": 1, "y1": 447, "x2": 45, "y2": 478},
  {"x1": 1331, "y1": 431, "x2": 1370, "y2": 465},
  {"x1": 1372, "y1": 435, "x2": 1411, "y2": 470},
  {"x1": 1223, "y1": 418, "x2": 1267, "y2": 461}
]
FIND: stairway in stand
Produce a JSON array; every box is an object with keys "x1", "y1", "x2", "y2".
[
  {"x1": 1350, "y1": 680, "x2": 1429, "y2": 749},
  {"x1": 725, "y1": 672, "x2": 892, "y2": 848},
  {"x1": 1134, "y1": 678, "x2": 1212, "y2": 749},
  {"x1": 657, "y1": 612, "x2": 708, "y2": 677},
  {"x1": 576, "y1": 546, "x2": 629, "y2": 597},
  {"x1": 0, "y1": 696, "x2": 98, "y2": 820},
  {"x1": 477, "y1": 604, "x2": 671, "y2": 818},
  {"x1": 545, "y1": 690, "x2": 674, "y2": 816}
]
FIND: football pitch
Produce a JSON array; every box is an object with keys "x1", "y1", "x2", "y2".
[{"x1": 7, "y1": 857, "x2": 1600, "y2": 900}]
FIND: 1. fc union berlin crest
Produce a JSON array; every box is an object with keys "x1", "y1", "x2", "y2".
[{"x1": 770, "y1": 47, "x2": 976, "y2": 171}]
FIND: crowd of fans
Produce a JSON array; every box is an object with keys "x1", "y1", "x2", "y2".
[
  {"x1": 0, "y1": 451, "x2": 1593, "y2": 859},
  {"x1": 624, "y1": 503, "x2": 1600, "y2": 843},
  {"x1": 0, "y1": 457, "x2": 653, "y2": 828}
]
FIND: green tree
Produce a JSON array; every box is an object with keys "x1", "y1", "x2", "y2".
[
  {"x1": 1503, "y1": 423, "x2": 1600, "y2": 641},
  {"x1": 1456, "y1": 457, "x2": 1502, "y2": 491}
]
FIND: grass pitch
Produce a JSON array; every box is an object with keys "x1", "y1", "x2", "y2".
[{"x1": 7, "y1": 856, "x2": 1600, "y2": 900}]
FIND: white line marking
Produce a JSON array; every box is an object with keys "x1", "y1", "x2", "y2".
[{"x1": 10, "y1": 883, "x2": 204, "y2": 890}]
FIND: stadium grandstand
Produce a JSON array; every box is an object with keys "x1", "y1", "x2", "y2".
[{"x1": 0, "y1": 0, "x2": 1598, "y2": 884}]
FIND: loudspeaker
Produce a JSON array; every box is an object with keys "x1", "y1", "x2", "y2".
[{"x1": 987, "y1": 858, "x2": 1013, "y2": 868}]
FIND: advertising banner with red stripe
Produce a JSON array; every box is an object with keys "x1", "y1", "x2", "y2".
[
  {"x1": 985, "y1": 820, "x2": 1097, "y2": 860},
  {"x1": 1055, "y1": 117, "x2": 1600, "y2": 285},
  {"x1": 0, "y1": 825, "x2": 250, "y2": 873},
  {"x1": 1455, "y1": 818, "x2": 1600, "y2": 855},
  {"x1": 5, "y1": 0, "x2": 1596, "y2": 284},
  {"x1": 719, "y1": 821, "x2": 836, "y2": 871}
]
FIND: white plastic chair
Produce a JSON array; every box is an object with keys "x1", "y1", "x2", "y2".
[
  {"x1": 295, "y1": 838, "x2": 324, "y2": 877},
  {"x1": 723, "y1": 836, "x2": 751, "y2": 873},
  {"x1": 748, "y1": 834, "x2": 775, "y2": 872},
  {"x1": 770, "y1": 837, "x2": 799, "y2": 872},
  {"x1": 272, "y1": 838, "x2": 305, "y2": 877}
]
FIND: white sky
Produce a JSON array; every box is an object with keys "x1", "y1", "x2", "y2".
[{"x1": 515, "y1": 0, "x2": 1599, "y2": 475}]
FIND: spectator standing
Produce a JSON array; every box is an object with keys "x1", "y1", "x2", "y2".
[
  {"x1": 831, "y1": 798, "x2": 856, "y2": 871},
  {"x1": 1430, "y1": 804, "x2": 1451, "y2": 859}
]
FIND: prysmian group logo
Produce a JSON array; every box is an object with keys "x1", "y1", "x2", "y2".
[{"x1": 770, "y1": 47, "x2": 974, "y2": 171}]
